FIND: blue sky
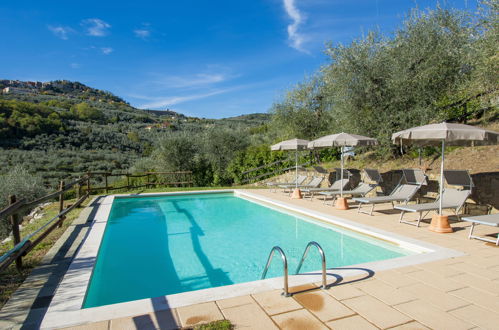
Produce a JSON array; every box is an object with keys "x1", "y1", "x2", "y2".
[{"x1": 0, "y1": 0, "x2": 476, "y2": 118}]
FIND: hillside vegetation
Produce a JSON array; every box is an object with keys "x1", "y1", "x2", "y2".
[{"x1": 0, "y1": 2, "x2": 497, "y2": 191}]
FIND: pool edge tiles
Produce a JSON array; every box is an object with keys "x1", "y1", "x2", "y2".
[{"x1": 41, "y1": 190, "x2": 464, "y2": 329}]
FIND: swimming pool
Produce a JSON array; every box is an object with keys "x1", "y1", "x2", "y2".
[
  {"x1": 84, "y1": 192, "x2": 413, "y2": 308},
  {"x1": 43, "y1": 190, "x2": 464, "y2": 329}
]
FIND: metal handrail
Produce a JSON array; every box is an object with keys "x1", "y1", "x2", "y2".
[
  {"x1": 295, "y1": 241, "x2": 328, "y2": 289},
  {"x1": 261, "y1": 246, "x2": 291, "y2": 297}
]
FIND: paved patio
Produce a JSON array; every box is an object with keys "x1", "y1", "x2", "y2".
[{"x1": 2, "y1": 190, "x2": 498, "y2": 329}]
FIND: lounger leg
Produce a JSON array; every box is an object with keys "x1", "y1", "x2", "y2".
[
  {"x1": 417, "y1": 212, "x2": 422, "y2": 227},
  {"x1": 357, "y1": 202, "x2": 362, "y2": 213},
  {"x1": 468, "y1": 223, "x2": 475, "y2": 240},
  {"x1": 399, "y1": 211, "x2": 405, "y2": 223},
  {"x1": 370, "y1": 204, "x2": 374, "y2": 216},
  {"x1": 332, "y1": 196, "x2": 337, "y2": 207}
]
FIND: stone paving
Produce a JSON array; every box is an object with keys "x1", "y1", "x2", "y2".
[{"x1": 3, "y1": 190, "x2": 499, "y2": 329}]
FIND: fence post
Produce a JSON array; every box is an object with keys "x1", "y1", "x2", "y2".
[
  {"x1": 75, "y1": 177, "x2": 81, "y2": 201},
  {"x1": 58, "y1": 180, "x2": 65, "y2": 228},
  {"x1": 87, "y1": 175, "x2": 91, "y2": 196},
  {"x1": 8, "y1": 195, "x2": 23, "y2": 270},
  {"x1": 105, "y1": 173, "x2": 109, "y2": 194}
]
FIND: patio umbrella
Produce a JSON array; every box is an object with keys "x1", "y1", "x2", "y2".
[
  {"x1": 271, "y1": 138, "x2": 310, "y2": 191},
  {"x1": 392, "y1": 122, "x2": 499, "y2": 232},
  {"x1": 308, "y1": 133, "x2": 378, "y2": 208}
]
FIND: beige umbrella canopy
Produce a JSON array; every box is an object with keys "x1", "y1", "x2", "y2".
[
  {"x1": 271, "y1": 138, "x2": 310, "y2": 189},
  {"x1": 308, "y1": 133, "x2": 378, "y2": 197},
  {"x1": 392, "y1": 122, "x2": 499, "y2": 217}
]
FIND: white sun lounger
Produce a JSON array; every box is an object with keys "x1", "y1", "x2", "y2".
[
  {"x1": 353, "y1": 184, "x2": 421, "y2": 216},
  {"x1": 281, "y1": 176, "x2": 324, "y2": 195},
  {"x1": 318, "y1": 182, "x2": 378, "y2": 206},
  {"x1": 267, "y1": 175, "x2": 307, "y2": 192},
  {"x1": 462, "y1": 214, "x2": 499, "y2": 246},
  {"x1": 301, "y1": 179, "x2": 349, "y2": 200},
  {"x1": 395, "y1": 188, "x2": 471, "y2": 227}
]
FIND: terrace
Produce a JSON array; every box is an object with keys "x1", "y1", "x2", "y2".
[{"x1": 1, "y1": 188, "x2": 497, "y2": 329}]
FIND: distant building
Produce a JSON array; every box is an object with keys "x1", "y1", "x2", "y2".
[{"x1": 2, "y1": 87, "x2": 30, "y2": 94}]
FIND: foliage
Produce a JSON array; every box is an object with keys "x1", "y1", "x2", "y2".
[
  {"x1": 270, "y1": 75, "x2": 333, "y2": 140},
  {"x1": 0, "y1": 166, "x2": 47, "y2": 239},
  {"x1": 271, "y1": 4, "x2": 498, "y2": 157}
]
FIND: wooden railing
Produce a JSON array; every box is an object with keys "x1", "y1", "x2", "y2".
[
  {"x1": 87, "y1": 171, "x2": 193, "y2": 193},
  {"x1": 0, "y1": 176, "x2": 90, "y2": 273}
]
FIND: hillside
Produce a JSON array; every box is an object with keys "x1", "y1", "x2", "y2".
[{"x1": 0, "y1": 79, "x2": 272, "y2": 186}]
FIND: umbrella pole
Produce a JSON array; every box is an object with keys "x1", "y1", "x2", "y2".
[
  {"x1": 429, "y1": 139, "x2": 452, "y2": 233},
  {"x1": 295, "y1": 150, "x2": 298, "y2": 189},
  {"x1": 336, "y1": 146, "x2": 349, "y2": 210},
  {"x1": 340, "y1": 146, "x2": 344, "y2": 197},
  {"x1": 439, "y1": 140, "x2": 444, "y2": 215}
]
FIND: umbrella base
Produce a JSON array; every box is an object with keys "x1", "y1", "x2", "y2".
[
  {"x1": 429, "y1": 214, "x2": 453, "y2": 233},
  {"x1": 291, "y1": 188, "x2": 303, "y2": 199},
  {"x1": 336, "y1": 197, "x2": 349, "y2": 210}
]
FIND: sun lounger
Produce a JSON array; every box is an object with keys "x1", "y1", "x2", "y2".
[
  {"x1": 267, "y1": 175, "x2": 307, "y2": 192},
  {"x1": 395, "y1": 188, "x2": 471, "y2": 227},
  {"x1": 462, "y1": 214, "x2": 499, "y2": 245},
  {"x1": 301, "y1": 179, "x2": 349, "y2": 200},
  {"x1": 281, "y1": 176, "x2": 324, "y2": 195},
  {"x1": 318, "y1": 182, "x2": 378, "y2": 206},
  {"x1": 353, "y1": 184, "x2": 421, "y2": 215}
]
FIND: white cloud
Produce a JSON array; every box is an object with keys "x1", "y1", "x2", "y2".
[
  {"x1": 70, "y1": 63, "x2": 80, "y2": 69},
  {"x1": 48, "y1": 25, "x2": 73, "y2": 40},
  {"x1": 136, "y1": 89, "x2": 232, "y2": 109},
  {"x1": 134, "y1": 29, "x2": 151, "y2": 39},
  {"x1": 81, "y1": 18, "x2": 111, "y2": 37},
  {"x1": 101, "y1": 47, "x2": 113, "y2": 55},
  {"x1": 282, "y1": 0, "x2": 308, "y2": 53},
  {"x1": 152, "y1": 73, "x2": 231, "y2": 89}
]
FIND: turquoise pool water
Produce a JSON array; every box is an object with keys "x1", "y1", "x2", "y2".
[{"x1": 83, "y1": 192, "x2": 414, "y2": 308}]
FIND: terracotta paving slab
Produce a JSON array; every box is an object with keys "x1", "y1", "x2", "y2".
[
  {"x1": 450, "y1": 272, "x2": 499, "y2": 295},
  {"x1": 449, "y1": 304, "x2": 499, "y2": 330},
  {"x1": 293, "y1": 290, "x2": 355, "y2": 322},
  {"x1": 406, "y1": 270, "x2": 466, "y2": 292},
  {"x1": 389, "y1": 321, "x2": 430, "y2": 329},
  {"x1": 375, "y1": 270, "x2": 419, "y2": 289},
  {"x1": 252, "y1": 290, "x2": 302, "y2": 316},
  {"x1": 221, "y1": 303, "x2": 278, "y2": 330},
  {"x1": 354, "y1": 279, "x2": 415, "y2": 306},
  {"x1": 394, "y1": 300, "x2": 474, "y2": 330},
  {"x1": 216, "y1": 295, "x2": 255, "y2": 309},
  {"x1": 176, "y1": 302, "x2": 223, "y2": 328},
  {"x1": 271, "y1": 309, "x2": 328, "y2": 330},
  {"x1": 325, "y1": 284, "x2": 365, "y2": 301},
  {"x1": 401, "y1": 282, "x2": 471, "y2": 311},
  {"x1": 325, "y1": 315, "x2": 378, "y2": 330},
  {"x1": 449, "y1": 287, "x2": 499, "y2": 312},
  {"x1": 449, "y1": 262, "x2": 499, "y2": 280},
  {"x1": 341, "y1": 295, "x2": 412, "y2": 329}
]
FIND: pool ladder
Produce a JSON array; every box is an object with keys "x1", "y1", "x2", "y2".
[{"x1": 261, "y1": 241, "x2": 328, "y2": 297}]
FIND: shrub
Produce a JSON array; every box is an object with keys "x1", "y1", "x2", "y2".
[{"x1": 0, "y1": 166, "x2": 47, "y2": 240}]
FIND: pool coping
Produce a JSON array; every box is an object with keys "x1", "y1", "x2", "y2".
[{"x1": 41, "y1": 189, "x2": 464, "y2": 329}]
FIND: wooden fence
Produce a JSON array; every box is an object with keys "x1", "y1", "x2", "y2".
[
  {"x1": 0, "y1": 170, "x2": 193, "y2": 273},
  {"x1": 87, "y1": 171, "x2": 193, "y2": 193},
  {"x1": 0, "y1": 176, "x2": 90, "y2": 273}
]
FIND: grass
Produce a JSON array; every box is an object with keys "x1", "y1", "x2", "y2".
[
  {"x1": 192, "y1": 320, "x2": 233, "y2": 330},
  {"x1": 0, "y1": 198, "x2": 90, "y2": 309}
]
